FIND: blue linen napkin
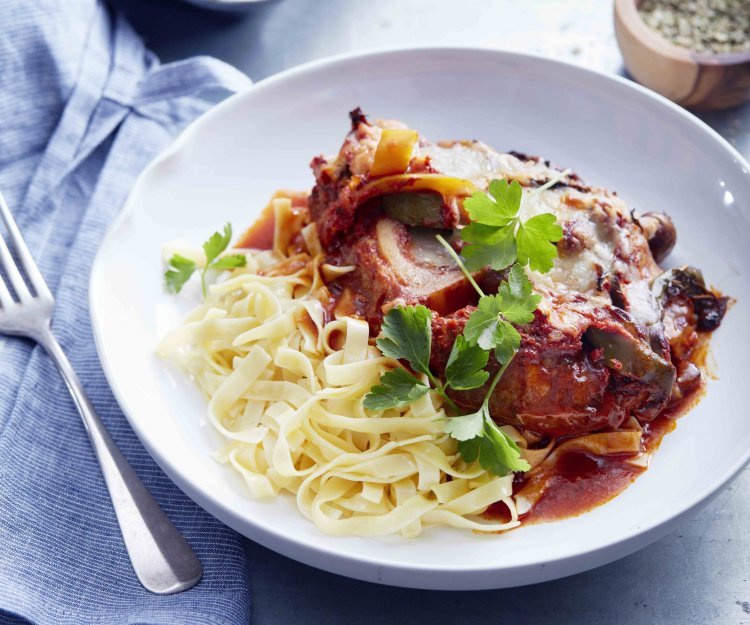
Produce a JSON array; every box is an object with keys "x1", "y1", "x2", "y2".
[{"x1": 0, "y1": 2, "x2": 254, "y2": 623}]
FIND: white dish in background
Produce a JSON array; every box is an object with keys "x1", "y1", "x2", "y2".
[{"x1": 89, "y1": 47, "x2": 750, "y2": 590}]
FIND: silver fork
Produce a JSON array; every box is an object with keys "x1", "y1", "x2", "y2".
[{"x1": 0, "y1": 192, "x2": 202, "y2": 595}]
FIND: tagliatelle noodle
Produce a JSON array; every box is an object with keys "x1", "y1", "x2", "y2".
[{"x1": 157, "y1": 242, "x2": 521, "y2": 537}]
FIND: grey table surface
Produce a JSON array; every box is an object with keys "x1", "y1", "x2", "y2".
[{"x1": 110, "y1": 0, "x2": 750, "y2": 623}]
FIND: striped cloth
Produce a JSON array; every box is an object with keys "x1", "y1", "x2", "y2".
[{"x1": 0, "y1": 2, "x2": 254, "y2": 624}]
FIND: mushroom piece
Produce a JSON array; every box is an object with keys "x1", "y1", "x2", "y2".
[
  {"x1": 638, "y1": 211, "x2": 676, "y2": 263},
  {"x1": 652, "y1": 265, "x2": 729, "y2": 331}
]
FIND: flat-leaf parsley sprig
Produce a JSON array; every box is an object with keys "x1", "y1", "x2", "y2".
[
  {"x1": 460, "y1": 176, "x2": 566, "y2": 273},
  {"x1": 443, "y1": 354, "x2": 527, "y2": 477},
  {"x1": 461, "y1": 263, "x2": 541, "y2": 364},
  {"x1": 165, "y1": 223, "x2": 247, "y2": 297},
  {"x1": 363, "y1": 301, "x2": 529, "y2": 475},
  {"x1": 366, "y1": 175, "x2": 566, "y2": 476},
  {"x1": 363, "y1": 305, "x2": 489, "y2": 413}
]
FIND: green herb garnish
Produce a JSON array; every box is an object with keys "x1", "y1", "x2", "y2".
[
  {"x1": 461, "y1": 178, "x2": 563, "y2": 273},
  {"x1": 445, "y1": 358, "x2": 530, "y2": 475},
  {"x1": 363, "y1": 301, "x2": 530, "y2": 475},
  {"x1": 462, "y1": 264, "x2": 540, "y2": 364},
  {"x1": 444, "y1": 335, "x2": 490, "y2": 390},
  {"x1": 363, "y1": 305, "x2": 488, "y2": 414},
  {"x1": 165, "y1": 223, "x2": 247, "y2": 296},
  {"x1": 363, "y1": 367, "x2": 431, "y2": 411},
  {"x1": 365, "y1": 175, "x2": 565, "y2": 477}
]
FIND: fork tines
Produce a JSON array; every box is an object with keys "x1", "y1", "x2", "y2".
[{"x1": 0, "y1": 193, "x2": 53, "y2": 308}]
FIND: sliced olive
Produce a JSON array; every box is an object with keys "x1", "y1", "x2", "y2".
[
  {"x1": 586, "y1": 327, "x2": 676, "y2": 397},
  {"x1": 652, "y1": 266, "x2": 728, "y2": 331},
  {"x1": 382, "y1": 192, "x2": 444, "y2": 227}
]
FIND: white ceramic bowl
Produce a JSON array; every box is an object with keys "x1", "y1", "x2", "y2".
[{"x1": 89, "y1": 47, "x2": 750, "y2": 590}]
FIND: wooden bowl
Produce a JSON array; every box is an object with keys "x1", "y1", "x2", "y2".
[{"x1": 614, "y1": 0, "x2": 750, "y2": 110}]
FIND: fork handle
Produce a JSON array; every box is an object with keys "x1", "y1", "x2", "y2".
[{"x1": 39, "y1": 328, "x2": 203, "y2": 594}]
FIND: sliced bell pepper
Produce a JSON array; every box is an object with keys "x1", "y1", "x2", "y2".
[
  {"x1": 360, "y1": 173, "x2": 477, "y2": 200},
  {"x1": 369, "y1": 128, "x2": 418, "y2": 177},
  {"x1": 382, "y1": 192, "x2": 444, "y2": 227},
  {"x1": 586, "y1": 327, "x2": 676, "y2": 396}
]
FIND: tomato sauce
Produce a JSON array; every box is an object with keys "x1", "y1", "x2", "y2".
[
  {"x1": 236, "y1": 190, "x2": 309, "y2": 250},
  {"x1": 236, "y1": 201, "x2": 275, "y2": 250},
  {"x1": 519, "y1": 452, "x2": 644, "y2": 524},
  {"x1": 485, "y1": 374, "x2": 705, "y2": 526}
]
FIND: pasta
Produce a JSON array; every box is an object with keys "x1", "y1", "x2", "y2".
[{"x1": 158, "y1": 226, "x2": 520, "y2": 537}]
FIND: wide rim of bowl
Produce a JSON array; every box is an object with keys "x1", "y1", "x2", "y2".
[{"x1": 89, "y1": 45, "x2": 750, "y2": 586}]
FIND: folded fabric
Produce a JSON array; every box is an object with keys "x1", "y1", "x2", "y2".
[{"x1": 0, "y1": 2, "x2": 254, "y2": 624}]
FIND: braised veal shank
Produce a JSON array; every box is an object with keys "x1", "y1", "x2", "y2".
[{"x1": 308, "y1": 110, "x2": 725, "y2": 438}]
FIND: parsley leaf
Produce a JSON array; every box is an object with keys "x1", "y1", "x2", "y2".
[
  {"x1": 444, "y1": 335, "x2": 490, "y2": 391},
  {"x1": 488, "y1": 178, "x2": 523, "y2": 218},
  {"x1": 516, "y1": 213, "x2": 563, "y2": 273},
  {"x1": 376, "y1": 305, "x2": 432, "y2": 375},
  {"x1": 462, "y1": 294, "x2": 521, "y2": 364},
  {"x1": 165, "y1": 223, "x2": 247, "y2": 296},
  {"x1": 463, "y1": 295, "x2": 506, "y2": 348},
  {"x1": 212, "y1": 254, "x2": 249, "y2": 270},
  {"x1": 460, "y1": 177, "x2": 562, "y2": 274},
  {"x1": 497, "y1": 263, "x2": 542, "y2": 324},
  {"x1": 363, "y1": 368, "x2": 429, "y2": 410},
  {"x1": 461, "y1": 223, "x2": 517, "y2": 271},
  {"x1": 458, "y1": 413, "x2": 530, "y2": 475},
  {"x1": 461, "y1": 180, "x2": 522, "y2": 271},
  {"x1": 489, "y1": 319, "x2": 521, "y2": 365},
  {"x1": 443, "y1": 406, "x2": 484, "y2": 441},
  {"x1": 461, "y1": 264, "x2": 536, "y2": 364},
  {"x1": 203, "y1": 223, "x2": 233, "y2": 266},
  {"x1": 164, "y1": 254, "x2": 197, "y2": 294}
]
